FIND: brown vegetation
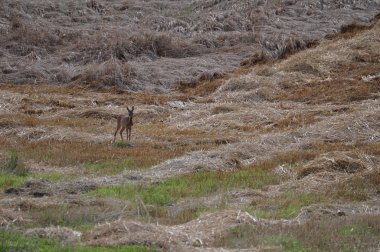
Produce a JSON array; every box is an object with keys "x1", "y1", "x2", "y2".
[
  {"x1": 1, "y1": 0, "x2": 379, "y2": 90},
  {"x1": 0, "y1": 2, "x2": 380, "y2": 251}
]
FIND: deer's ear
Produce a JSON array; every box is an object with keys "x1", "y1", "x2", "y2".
[
  {"x1": 127, "y1": 106, "x2": 130, "y2": 112},
  {"x1": 132, "y1": 106, "x2": 135, "y2": 111}
]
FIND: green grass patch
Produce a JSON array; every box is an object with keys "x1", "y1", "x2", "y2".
[
  {"x1": 0, "y1": 171, "x2": 75, "y2": 192},
  {"x1": 252, "y1": 192, "x2": 330, "y2": 219},
  {"x1": 0, "y1": 151, "x2": 29, "y2": 190},
  {"x1": 338, "y1": 224, "x2": 373, "y2": 236},
  {"x1": 87, "y1": 168, "x2": 282, "y2": 206},
  {"x1": 0, "y1": 229, "x2": 158, "y2": 252},
  {"x1": 30, "y1": 171, "x2": 77, "y2": 182},
  {"x1": 0, "y1": 173, "x2": 27, "y2": 191},
  {"x1": 264, "y1": 235, "x2": 309, "y2": 252},
  {"x1": 112, "y1": 141, "x2": 132, "y2": 149}
]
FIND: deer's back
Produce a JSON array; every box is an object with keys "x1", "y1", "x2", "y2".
[{"x1": 118, "y1": 115, "x2": 132, "y2": 126}]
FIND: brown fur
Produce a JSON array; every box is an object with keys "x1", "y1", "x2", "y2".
[{"x1": 114, "y1": 106, "x2": 134, "y2": 142}]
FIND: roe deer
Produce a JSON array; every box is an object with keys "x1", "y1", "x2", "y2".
[{"x1": 114, "y1": 106, "x2": 134, "y2": 142}]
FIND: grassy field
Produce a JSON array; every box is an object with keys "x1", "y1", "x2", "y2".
[{"x1": 0, "y1": 6, "x2": 379, "y2": 251}]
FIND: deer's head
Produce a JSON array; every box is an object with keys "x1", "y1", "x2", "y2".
[{"x1": 127, "y1": 106, "x2": 134, "y2": 119}]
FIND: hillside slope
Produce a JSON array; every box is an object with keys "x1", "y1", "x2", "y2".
[{"x1": 1, "y1": 0, "x2": 379, "y2": 91}]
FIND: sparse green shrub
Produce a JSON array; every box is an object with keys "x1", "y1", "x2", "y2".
[
  {"x1": 112, "y1": 141, "x2": 130, "y2": 148},
  {"x1": 1, "y1": 151, "x2": 27, "y2": 176},
  {"x1": 0, "y1": 152, "x2": 28, "y2": 190}
]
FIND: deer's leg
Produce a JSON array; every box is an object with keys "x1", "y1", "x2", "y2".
[
  {"x1": 114, "y1": 127, "x2": 120, "y2": 143},
  {"x1": 128, "y1": 127, "x2": 131, "y2": 141},
  {"x1": 114, "y1": 118, "x2": 121, "y2": 143},
  {"x1": 120, "y1": 126, "x2": 126, "y2": 141},
  {"x1": 126, "y1": 128, "x2": 130, "y2": 141}
]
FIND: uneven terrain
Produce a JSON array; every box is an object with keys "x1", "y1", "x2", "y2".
[{"x1": 1, "y1": 1, "x2": 380, "y2": 252}]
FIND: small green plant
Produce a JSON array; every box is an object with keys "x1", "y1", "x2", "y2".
[
  {"x1": 0, "y1": 151, "x2": 28, "y2": 190},
  {"x1": 113, "y1": 141, "x2": 131, "y2": 148}
]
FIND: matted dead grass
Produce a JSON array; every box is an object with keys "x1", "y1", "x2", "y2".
[
  {"x1": 1, "y1": 0, "x2": 379, "y2": 90},
  {"x1": 1, "y1": 10, "x2": 380, "y2": 252}
]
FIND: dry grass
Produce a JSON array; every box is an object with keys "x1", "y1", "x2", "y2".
[
  {"x1": 1, "y1": 9, "x2": 380, "y2": 251},
  {"x1": 328, "y1": 168, "x2": 380, "y2": 201},
  {"x1": 1, "y1": 0, "x2": 378, "y2": 89},
  {"x1": 277, "y1": 78, "x2": 379, "y2": 104},
  {"x1": 80, "y1": 59, "x2": 134, "y2": 88},
  {"x1": 217, "y1": 215, "x2": 380, "y2": 251},
  {"x1": 0, "y1": 127, "x2": 222, "y2": 170}
]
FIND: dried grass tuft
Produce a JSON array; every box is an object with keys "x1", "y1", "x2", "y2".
[
  {"x1": 25, "y1": 226, "x2": 81, "y2": 246},
  {"x1": 297, "y1": 151, "x2": 367, "y2": 179},
  {"x1": 80, "y1": 59, "x2": 134, "y2": 88}
]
